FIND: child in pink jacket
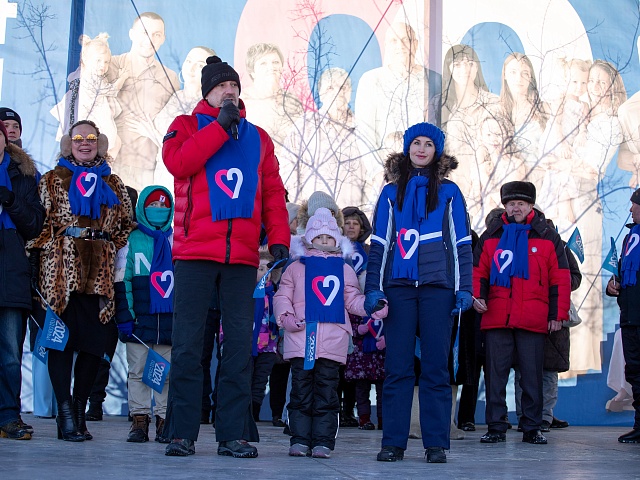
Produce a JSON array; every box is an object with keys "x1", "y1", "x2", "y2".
[{"x1": 274, "y1": 207, "x2": 388, "y2": 459}]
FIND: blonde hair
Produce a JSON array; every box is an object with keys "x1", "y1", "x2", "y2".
[
  {"x1": 589, "y1": 60, "x2": 627, "y2": 114},
  {"x1": 79, "y1": 33, "x2": 111, "y2": 66}
]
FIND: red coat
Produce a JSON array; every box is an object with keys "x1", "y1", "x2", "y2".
[
  {"x1": 473, "y1": 210, "x2": 571, "y2": 334},
  {"x1": 163, "y1": 99, "x2": 290, "y2": 266}
]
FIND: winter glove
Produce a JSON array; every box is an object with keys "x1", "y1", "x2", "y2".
[
  {"x1": 280, "y1": 313, "x2": 305, "y2": 332},
  {"x1": 0, "y1": 186, "x2": 15, "y2": 207},
  {"x1": 451, "y1": 290, "x2": 473, "y2": 316},
  {"x1": 357, "y1": 323, "x2": 369, "y2": 335},
  {"x1": 268, "y1": 244, "x2": 289, "y2": 268},
  {"x1": 364, "y1": 290, "x2": 387, "y2": 316},
  {"x1": 376, "y1": 336, "x2": 386, "y2": 351},
  {"x1": 371, "y1": 301, "x2": 388, "y2": 320},
  {"x1": 216, "y1": 100, "x2": 240, "y2": 131},
  {"x1": 117, "y1": 321, "x2": 134, "y2": 337}
]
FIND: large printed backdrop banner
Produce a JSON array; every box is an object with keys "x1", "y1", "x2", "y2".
[{"x1": 6, "y1": 0, "x2": 639, "y2": 425}]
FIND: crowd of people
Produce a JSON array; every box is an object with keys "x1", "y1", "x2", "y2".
[{"x1": 1, "y1": 29, "x2": 640, "y2": 467}]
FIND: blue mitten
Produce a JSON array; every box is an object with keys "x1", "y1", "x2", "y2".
[
  {"x1": 451, "y1": 290, "x2": 473, "y2": 316},
  {"x1": 117, "y1": 321, "x2": 134, "y2": 337},
  {"x1": 364, "y1": 290, "x2": 387, "y2": 316}
]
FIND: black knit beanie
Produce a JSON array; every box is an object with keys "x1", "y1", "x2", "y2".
[
  {"x1": 201, "y1": 56, "x2": 241, "y2": 99},
  {"x1": 631, "y1": 188, "x2": 640, "y2": 206},
  {"x1": 0, "y1": 107, "x2": 21, "y2": 132}
]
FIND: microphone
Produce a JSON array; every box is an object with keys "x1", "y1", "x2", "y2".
[{"x1": 223, "y1": 99, "x2": 239, "y2": 141}]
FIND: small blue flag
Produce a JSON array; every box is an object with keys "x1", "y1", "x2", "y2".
[
  {"x1": 33, "y1": 328, "x2": 48, "y2": 364},
  {"x1": 567, "y1": 227, "x2": 584, "y2": 263},
  {"x1": 142, "y1": 348, "x2": 170, "y2": 394},
  {"x1": 41, "y1": 306, "x2": 69, "y2": 351},
  {"x1": 253, "y1": 258, "x2": 287, "y2": 298},
  {"x1": 304, "y1": 321, "x2": 317, "y2": 370},
  {"x1": 603, "y1": 237, "x2": 619, "y2": 275}
]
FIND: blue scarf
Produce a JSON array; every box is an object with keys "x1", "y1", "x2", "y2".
[
  {"x1": 0, "y1": 152, "x2": 16, "y2": 230},
  {"x1": 621, "y1": 224, "x2": 640, "y2": 287},
  {"x1": 58, "y1": 158, "x2": 120, "y2": 219},
  {"x1": 196, "y1": 114, "x2": 260, "y2": 222},
  {"x1": 137, "y1": 223, "x2": 174, "y2": 313},
  {"x1": 352, "y1": 241, "x2": 368, "y2": 275},
  {"x1": 490, "y1": 222, "x2": 531, "y2": 287},
  {"x1": 362, "y1": 318, "x2": 383, "y2": 353},
  {"x1": 303, "y1": 255, "x2": 345, "y2": 370},
  {"x1": 304, "y1": 256, "x2": 346, "y2": 324},
  {"x1": 252, "y1": 282, "x2": 276, "y2": 357},
  {"x1": 392, "y1": 175, "x2": 428, "y2": 281}
]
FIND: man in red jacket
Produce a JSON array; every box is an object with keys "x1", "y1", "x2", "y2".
[
  {"x1": 162, "y1": 56, "x2": 290, "y2": 457},
  {"x1": 473, "y1": 181, "x2": 570, "y2": 446}
]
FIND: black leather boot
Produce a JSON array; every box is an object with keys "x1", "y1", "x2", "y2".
[
  {"x1": 56, "y1": 400, "x2": 84, "y2": 442},
  {"x1": 73, "y1": 397, "x2": 93, "y2": 440}
]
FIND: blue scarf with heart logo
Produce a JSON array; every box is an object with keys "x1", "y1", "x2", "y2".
[
  {"x1": 0, "y1": 152, "x2": 16, "y2": 230},
  {"x1": 362, "y1": 318, "x2": 384, "y2": 353},
  {"x1": 58, "y1": 158, "x2": 120, "y2": 219},
  {"x1": 197, "y1": 114, "x2": 260, "y2": 222},
  {"x1": 392, "y1": 175, "x2": 428, "y2": 281},
  {"x1": 621, "y1": 224, "x2": 640, "y2": 287},
  {"x1": 137, "y1": 223, "x2": 174, "y2": 313},
  {"x1": 304, "y1": 256, "x2": 346, "y2": 324},
  {"x1": 352, "y1": 241, "x2": 368, "y2": 275},
  {"x1": 252, "y1": 282, "x2": 277, "y2": 357},
  {"x1": 490, "y1": 222, "x2": 531, "y2": 287}
]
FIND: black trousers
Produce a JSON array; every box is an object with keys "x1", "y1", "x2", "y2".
[
  {"x1": 201, "y1": 302, "x2": 221, "y2": 417},
  {"x1": 88, "y1": 321, "x2": 119, "y2": 407},
  {"x1": 164, "y1": 260, "x2": 258, "y2": 442},
  {"x1": 485, "y1": 328, "x2": 544, "y2": 434},
  {"x1": 252, "y1": 352, "x2": 277, "y2": 419},
  {"x1": 621, "y1": 325, "x2": 640, "y2": 429},
  {"x1": 457, "y1": 353, "x2": 485, "y2": 425},
  {"x1": 355, "y1": 379, "x2": 383, "y2": 419},
  {"x1": 288, "y1": 357, "x2": 340, "y2": 450},
  {"x1": 269, "y1": 361, "x2": 291, "y2": 419}
]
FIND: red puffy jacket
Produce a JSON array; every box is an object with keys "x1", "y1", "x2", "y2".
[
  {"x1": 163, "y1": 99, "x2": 290, "y2": 267},
  {"x1": 473, "y1": 210, "x2": 571, "y2": 334}
]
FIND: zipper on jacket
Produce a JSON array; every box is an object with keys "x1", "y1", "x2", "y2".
[
  {"x1": 184, "y1": 177, "x2": 194, "y2": 238},
  {"x1": 225, "y1": 219, "x2": 232, "y2": 263},
  {"x1": 505, "y1": 289, "x2": 513, "y2": 326},
  {"x1": 156, "y1": 314, "x2": 160, "y2": 345}
]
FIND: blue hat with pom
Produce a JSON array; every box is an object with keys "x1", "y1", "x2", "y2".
[{"x1": 403, "y1": 122, "x2": 445, "y2": 158}]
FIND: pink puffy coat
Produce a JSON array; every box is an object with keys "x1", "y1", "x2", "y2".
[{"x1": 274, "y1": 237, "x2": 379, "y2": 365}]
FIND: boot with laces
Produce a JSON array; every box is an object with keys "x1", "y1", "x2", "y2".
[{"x1": 127, "y1": 414, "x2": 150, "y2": 443}]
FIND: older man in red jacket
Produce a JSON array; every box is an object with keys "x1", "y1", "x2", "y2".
[
  {"x1": 473, "y1": 181, "x2": 570, "y2": 446},
  {"x1": 162, "y1": 56, "x2": 290, "y2": 458}
]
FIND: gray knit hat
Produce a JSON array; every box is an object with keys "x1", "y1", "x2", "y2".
[
  {"x1": 307, "y1": 191, "x2": 339, "y2": 216},
  {"x1": 286, "y1": 202, "x2": 300, "y2": 224}
]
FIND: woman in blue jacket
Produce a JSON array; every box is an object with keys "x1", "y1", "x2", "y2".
[{"x1": 365, "y1": 122, "x2": 473, "y2": 463}]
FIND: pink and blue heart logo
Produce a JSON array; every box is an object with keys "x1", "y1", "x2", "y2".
[
  {"x1": 214, "y1": 167, "x2": 243, "y2": 199},
  {"x1": 352, "y1": 253, "x2": 364, "y2": 272},
  {"x1": 626, "y1": 233, "x2": 640, "y2": 255},
  {"x1": 397, "y1": 228, "x2": 419, "y2": 259},
  {"x1": 311, "y1": 275, "x2": 340, "y2": 306},
  {"x1": 151, "y1": 270, "x2": 174, "y2": 298},
  {"x1": 76, "y1": 172, "x2": 97, "y2": 197},
  {"x1": 493, "y1": 249, "x2": 514, "y2": 274}
]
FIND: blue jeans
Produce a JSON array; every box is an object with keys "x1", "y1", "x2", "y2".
[{"x1": 0, "y1": 308, "x2": 24, "y2": 426}]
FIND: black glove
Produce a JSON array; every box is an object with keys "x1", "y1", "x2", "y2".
[
  {"x1": 268, "y1": 244, "x2": 289, "y2": 268},
  {"x1": 0, "y1": 186, "x2": 15, "y2": 207},
  {"x1": 217, "y1": 101, "x2": 240, "y2": 132}
]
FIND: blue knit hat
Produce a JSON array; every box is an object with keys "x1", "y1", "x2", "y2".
[{"x1": 403, "y1": 122, "x2": 445, "y2": 157}]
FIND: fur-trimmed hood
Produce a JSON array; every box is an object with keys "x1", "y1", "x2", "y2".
[
  {"x1": 289, "y1": 234, "x2": 354, "y2": 260},
  {"x1": 383, "y1": 151, "x2": 459, "y2": 184},
  {"x1": 296, "y1": 199, "x2": 345, "y2": 235},
  {"x1": 6, "y1": 143, "x2": 38, "y2": 178}
]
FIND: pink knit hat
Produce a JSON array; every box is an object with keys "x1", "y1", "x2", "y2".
[{"x1": 305, "y1": 207, "x2": 342, "y2": 244}]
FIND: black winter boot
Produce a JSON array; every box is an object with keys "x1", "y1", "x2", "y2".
[
  {"x1": 73, "y1": 397, "x2": 93, "y2": 440},
  {"x1": 56, "y1": 400, "x2": 84, "y2": 442},
  {"x1": 127, "y1": 414, "x2": 150, "y2": 443}
]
